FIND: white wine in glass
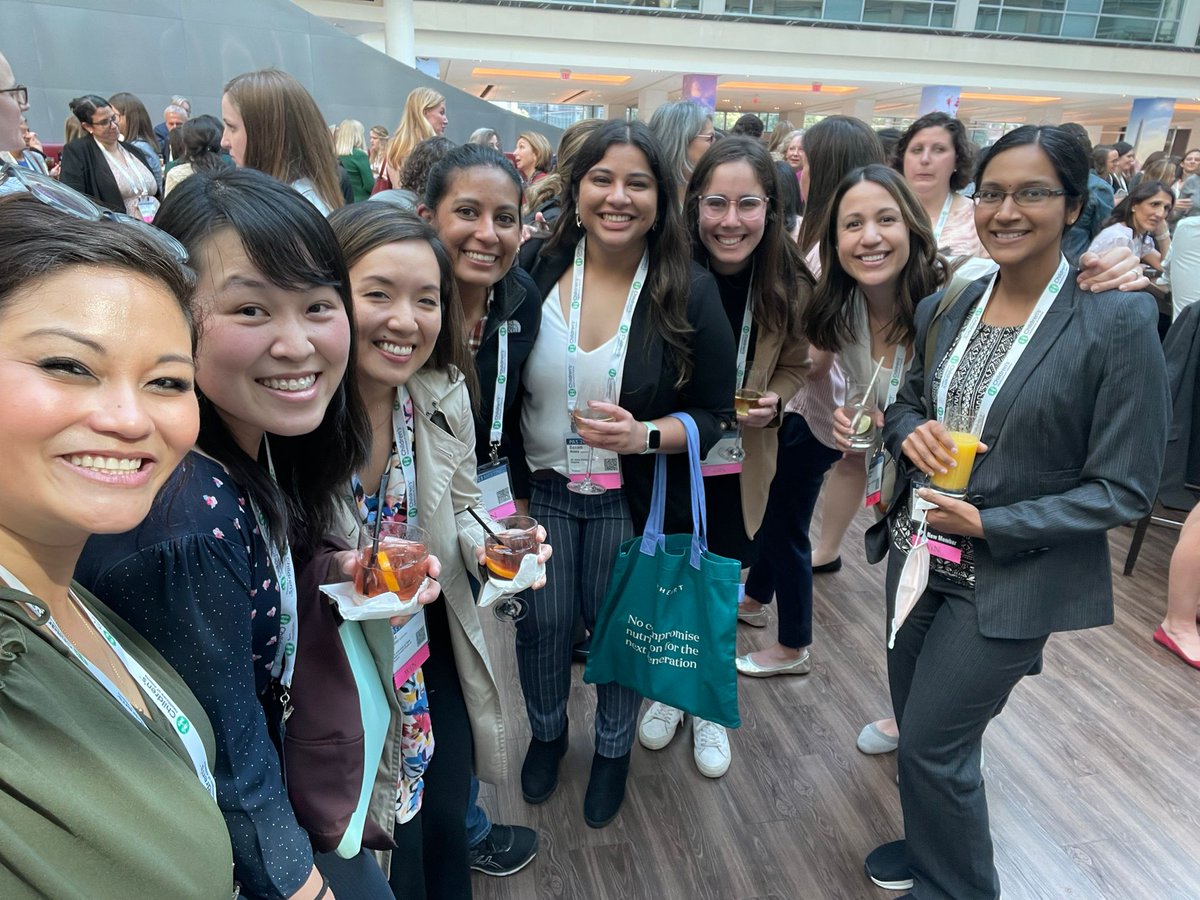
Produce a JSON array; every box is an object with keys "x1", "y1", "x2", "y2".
[
  {"x1": 722, "y1": 365, "x2": 770, "y2": 462},
  {"x1": 568, "y1": 377, "x2": 615, "y2": 495}
]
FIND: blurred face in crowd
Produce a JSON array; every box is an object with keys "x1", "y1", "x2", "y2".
[
  {"x1": 697, "y1": 160, "x2": 768, "y2": 276},
  {"x1": 513, "y1": 137, "x2": 535, "y2": 176},
  {"x1": 82, "y1": 104, "x2": 120, "y2": 150},
  {"x1": 785, "y1": 135, "x2": 805, "y2": 173},
  {"x1": 165, "y1": 110, "x2": 187, "y2": 131},
  {"x1": 903, "y1": 125, "x2": 957, "y2": 197},
  {"x1": 1182, "y1": 150, "x2": 1200, "y2": 176},
  {"x1": 1131, "y1": 189, "x2": 1173, "y2": 236},
  {"x1": 424, "y1": 103, "x2": 448, "y2": 136},
  {"x1": 687, "y1": 120, "x2": 715, "y2": 169},
  {"x1": 220, "y1": 94, "x2": 247, "y2": 167},
  {"x1": 1106, "y1": 148, "x2": 1119, "y2": 174},
  {"x1": 0, "y1": 53, "x2": 26, "y2": 152},
  {"x1": 1117, "y1": 148, "x2": 1136, "y2": 175},
  {"x1": 836, "y1": 179, "x2": 910, "y2": 301}
]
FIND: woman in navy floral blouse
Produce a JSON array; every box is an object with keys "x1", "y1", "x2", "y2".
[{"x1": 75, "y1": 169, "x2": 388, "y2": 900}]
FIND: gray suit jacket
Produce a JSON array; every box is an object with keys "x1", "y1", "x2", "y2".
[{"x1": 866, "y1": 272, "x2": 1170, "y2": 639}]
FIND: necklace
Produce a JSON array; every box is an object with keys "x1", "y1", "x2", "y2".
[{"x1": 61, "y1": 592, "x2": 149, "y2": 715}]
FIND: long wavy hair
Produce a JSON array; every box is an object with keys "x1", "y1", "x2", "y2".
[
  {"x1": 684, "y1": 136, "x2": 808, "y2": 336},
  {"x1": 796, "y1": 115, "x2": 886, "y2": 255},
  {"x1": 542, "y1": 119, "x2": 695, "y2": 387},
  {"x1": 328, "y1": 203, "x2": 479, "y2": 405},
  {"x1": 524, "y1": 118, "x2": 603, "y2": 216},
  {"x1": 154, "y1": 168, "x2": 370, "y2": 558},
  {"x1": 804, "y1": 165, "x2": 947, "y2": 353},
  {"x1": 386, "y1": 87, "x2": 444, "y2": 174}
]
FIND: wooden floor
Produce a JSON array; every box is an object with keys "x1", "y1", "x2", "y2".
[{"x1": 473, "y1": 506, "x2": 1200, "y2": 900}]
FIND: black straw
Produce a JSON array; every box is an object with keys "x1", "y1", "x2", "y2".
[
  {"x1": 465, "y1": 505, "x2": 501, "y2": 538},
  {"x1": 369, "y1": 467, "x2": 392, "y2": 560}
]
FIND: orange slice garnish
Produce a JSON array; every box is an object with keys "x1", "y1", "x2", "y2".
[{"x1": 376, "y1": 550, "x2": 402, "y2": 592}]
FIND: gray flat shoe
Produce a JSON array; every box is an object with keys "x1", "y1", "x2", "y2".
[
  {"x1": 856, "y1": 721, "x2": 900, "y2": 755},
  {"x1": 736, "y1": 604, "x2": 769, "y2": 627},
  {"x1": 735, "y1": 648, "x2": 811, "y2": 677}
]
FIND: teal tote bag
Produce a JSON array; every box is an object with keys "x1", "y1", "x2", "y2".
[{"x1": 584, "y1": 413, "x2": 743, "y2": 728}]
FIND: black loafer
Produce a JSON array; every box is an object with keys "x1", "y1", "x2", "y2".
[
  {"x1": 572, "y1": 635, "x2": 592, "y2": 663},
  {"x1": 521, "y1": 720, "x2": 569, "y2": 804},
  {"x1": 812, "y1": 556, "x2": 842, "y2": 574},
  {"x1": 865, "y1": 839, "x2": 914, "y2": 891},
  {"x1": 583, "y1": 750, "x2": 630, "y2": 828}
]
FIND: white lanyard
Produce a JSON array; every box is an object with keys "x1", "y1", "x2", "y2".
[
  {"x1": 884, "y1": 344, "x2": 906, "y2": 409},
  {"x1": 391, "y1": 385, "x2": 420, "y2": 525},
  {"x1": 99, "y1": 139, "x2": 152, "y2": 198},
  {"x1": 734, "y1": 280, "x2": 754, "y2": 389},
  {"x1": 933, "y1": 193, "x2": 954, "y2": 245},
  {"x1": 565, "y1": 236, "x2": 650, "y2": 411},
  {"x1": 489, "y1": 306, "x2": 508, "y2": 464},
  {"x1": 935, "y1": 254, "x2": 1069, "y2": 427},
  {"x1": 0, "y1": 563, "x2": 217, "y2": 799},
  {"x1": 249, "y1": 439, "x2": 298, "y2": 690}
]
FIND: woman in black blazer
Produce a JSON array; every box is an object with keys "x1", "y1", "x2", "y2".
[
  {"x1": 863, "y1": 125, "x2": 1170, "y2": 900},
  {"x1": 59, "y1": 94, "x2": 159, "y2": 215},
  {"x1": 518, "y1": 120, "x2": 735, "y2": 829}
]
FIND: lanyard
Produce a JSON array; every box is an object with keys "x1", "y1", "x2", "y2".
[
  {"x1": 488, "y1": 305, "x2": 508, "y2": 464},
  {"x1": 933, "y1": 193, "x2": 954, "y2": 245},
  {"x1": 99, "y1": 139, "x2": 152, "y2": 198},
  {"x1": 565, "y1": 236, "x2": 650, "y2": 411},
  {"x1": 0, "y1": 562, "x2": 217, "y2": 799},
  {"x1": 249, "y1": 439, "x2": 298, "y2": 690},
  {"x1": 391, "y1": 385, "x2": 420, "y2": 525},
  {"x1": 734, "y1": 279, "x2": 754, "y2": 389},
  {"x1": 935, "y1": 254, "x2": 1069, "y2": 427},
  {"x1": 884, "y1": 344, "x2": 906, "y2": 409}
]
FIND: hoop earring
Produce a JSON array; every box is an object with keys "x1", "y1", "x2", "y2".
[{"x1": 575, "y1": 209, "x2": 582, "y2": 228}]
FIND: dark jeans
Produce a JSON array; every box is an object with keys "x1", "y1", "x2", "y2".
[
  {"x1": 390, "y1": 600, "x2": 474, "y2": 900},
  {"x1": 314, "y1": 847, "x2": 393, "y2": 898},
  {"x1": 886, "y1": 554, "x2": 1048, "y2": 900},
  {"x1": 744, "y1": 413, "x2": 842, "y2": 648}
]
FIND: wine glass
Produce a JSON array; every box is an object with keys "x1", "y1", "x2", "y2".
[
  {"x1": 721, "y1": 366, "x2": 770, "y2": 462},
  {"x1": 484, "y1": 515, "x2": 539, "y2": 622},
  {"x1": 567, "y1": 376, "x2": 615, "y2": 496}
]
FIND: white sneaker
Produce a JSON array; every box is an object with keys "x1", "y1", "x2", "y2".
[
  {"x1": 692, "y1": 718, "x2": 731, "y2": 778},
  {"x1": 638, "y1": 702, "x2": 685, "y2": 750}
]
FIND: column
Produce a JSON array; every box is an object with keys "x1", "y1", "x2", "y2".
[
  {"x1": 383, "y1": 0, "x2": 416, "y2": 67},
  {"x1": 841, "y1": 97, "x2": 876, "y2": 122},
  {"x1": 638, "y1": 88, "x2": 669, "y2": 121},
  {"x1": 953, "y1": 0, "x2": 980, "y2": 31},
  {"x1": 1175, "y1": 1, "x2": 1200, "y2": 48}
]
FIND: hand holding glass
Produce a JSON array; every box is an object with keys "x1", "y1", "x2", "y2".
[
  {"x1": 928, "y1": 411, "x2": 983, "y2": 498},
  {"x1": 355, "y1": 522, "x2": 430, "y2": 601},
  {"x1": 569, "y1": 377, "x2": 615, "y2": 495},
  {"x1": 843, "y1": 380, "x2": 880, "y2": 452},
  {"x1": 723, "y1": 366, "x2": 770, "y2": 461},
  {"x1": 484, "y1": 515, "x2": 539, "y2": 622}
]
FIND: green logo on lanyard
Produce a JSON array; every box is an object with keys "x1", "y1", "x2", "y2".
[
  {"x1": 497, "y1": 373, "x2": 506, "y2": 384},
  {"x1": 1017, "y1": 334, "x2": 1030, "y2": 345},
  {"x1": 280, "y1": 613, "x2": 291, "y2": 626},
  {"x1": 568, "y1": 342, "x2": 577, "y2": 353},
  {"x1": 176, "y1": 714, "x2": 191, "y2": 735},
  {"x1": 285, "y1": 641, "x2": 296, "y2": 656}
]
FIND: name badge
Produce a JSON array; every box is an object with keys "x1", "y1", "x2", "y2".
[
  {"x1": 136, "y1": 196, "x2": 159, "y2": 222},
  {"x1": 391, "y1": 609, "x2": 430, "y2": 690},
  {"x1": 865, "y1": 448, "x2": 885, "y2": 508},
  {"x1": 909, "y1": 485, "x2": 964, "y2": 563},
  {"x1": 565, "y1": 432, "x2": 622, "y2": 488},
  {"x1": 476, "y1": 458, "x2": 516, "y2": 518},
  {"x1": 700, "y1": 433, "x2": 743, "y2": 477}
]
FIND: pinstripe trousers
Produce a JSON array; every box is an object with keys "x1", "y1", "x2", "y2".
[{"x1": 517, "y1": 477, "x2": 640, "y2": 757}]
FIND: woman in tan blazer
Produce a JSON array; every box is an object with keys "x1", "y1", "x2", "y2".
[{"x1": 636, "y1": 136, "x2": 811, "y2": 779}]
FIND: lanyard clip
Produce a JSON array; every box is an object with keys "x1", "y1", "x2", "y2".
[{"x1": 489, "y1": 442, "x2": 501, "y2": 467}]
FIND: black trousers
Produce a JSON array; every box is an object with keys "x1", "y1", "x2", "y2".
[
  {"x1": 314, "y1": 847, "x2": 393, "y2": 898},
  {"x1": 886, "y1": 554, "x2": 1048, "y2": 900},
  {"x1": 390, "y1": 599, "x2": 474, "y2": 900}
]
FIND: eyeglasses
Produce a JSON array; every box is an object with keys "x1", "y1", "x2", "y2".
[
  {"x1": 699, "y1": 195, "x2": 769, "y2": 219},
  {"x1": 692, "y1": 131, "x2": 716, "y2": 145},
  {"x1": 0, "y1": 162, "x2": 188, "y2": 264},
  {"x1": 89, "y1": 114, "x2": 120, "y2": 129},
  {"x1": 0, "y1": 85, "x2": 28, "y2": 107},
  {"x1": 972, "y1": 187, "x2": 1068, "y2": 208}
]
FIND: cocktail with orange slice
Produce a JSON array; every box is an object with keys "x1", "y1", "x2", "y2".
[{"x1": 355, "y1": 521, "x2": 430, "y2": 601}]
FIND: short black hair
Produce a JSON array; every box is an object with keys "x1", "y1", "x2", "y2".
[
  {"x1": 974, "y1": 125, "x2": 1087, "y2": 232},
  {"x1": 423, "y1": 143, "x2": 522, "y2": 212},
  {"x1": 731, "y1": 114, "x2": 765, "y2": 139}
]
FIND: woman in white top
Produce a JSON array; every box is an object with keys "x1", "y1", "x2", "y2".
[
  {"x1": 59, "y1": 94, "x2": 159, "y2": 217},
  {"x1": 1088, "y1": 179, "x2": 1173, "y2": 270}
]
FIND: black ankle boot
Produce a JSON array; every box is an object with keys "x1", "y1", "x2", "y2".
[
  {"x1": 521, "y1": 719, "x2": 569, "y2": 804},
  {"x1": 583, "y1": 750, "x2": 630, "y2": 828}
]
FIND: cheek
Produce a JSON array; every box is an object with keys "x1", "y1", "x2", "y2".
[
  {"x1": 195, "y1": 321, "x2": 259, "y2": 395},
  {"x1": 314, "y1": 314, "x2": 353, "y2": 377},
  {"x1": 158, "y1": 396, "x2": 201, "y2": 461}
]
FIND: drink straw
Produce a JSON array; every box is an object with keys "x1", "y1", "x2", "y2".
[
  {"x1": 849, "y1": 356, "x2": 886, "y2": 434},
  {"x1": 369, "y1": 466, "x2": 392, "y2": 561},
  {"x1": 465, "y1": 505, "x2": 502, "y2": 538}
]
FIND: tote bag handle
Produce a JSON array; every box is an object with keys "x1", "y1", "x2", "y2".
[{"x1": 639, "y1": 412, "x2": 710, "y2": 569}]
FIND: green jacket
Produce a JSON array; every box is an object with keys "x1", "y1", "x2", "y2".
[
  {"x1": 340, "y1": 148, "x2": 375, "y2": 203},
  {"x1": 0, "y1": 584, "x2": 234, "y2": 899}
]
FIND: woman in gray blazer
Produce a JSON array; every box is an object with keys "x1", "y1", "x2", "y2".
[{"x1": 863, "y1": 125, "x2": 1171, "y2": 900}]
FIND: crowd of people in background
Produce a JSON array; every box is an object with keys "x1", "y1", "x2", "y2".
[{"x1": 0, "y1": 47, "x2": 1194, "y2": 900}]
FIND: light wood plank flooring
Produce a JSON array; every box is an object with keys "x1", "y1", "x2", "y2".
[{"x1": 473, "y1": 508, "x2": 1200, "y2": 900}]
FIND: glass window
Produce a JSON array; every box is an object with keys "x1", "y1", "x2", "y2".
[
  {"x1": 999, "y1": 8, "x2": 1064, "y2": 34},
  {"x1": 985, "y1": 0, "x2": 1066, "y2": 10},
  {"x1": 1061, "y1": 12, "x2": 1097, "y2": 35},
  {"x1": 864, "y1": 1, "x2": 936, "y2": 27},
  {"x1": 824, "y1": 0, "x2": 865, "y2": 22},
  {"x1": 1066, "y1": 0, "x2": 1101, "y2": 11},
  {"x1": 1156, "y1": 18, "x2": 1177, "y2": 41},
  {"x1": 976, "y1": 8, "x2": 1000, "y2": 29},
  {"x1": 725, "y1": 0, "x2": 751, "y2": 12},
  {"x1": 931, "y1": 4, "x2": 955, "y2": 26},
  {"x1": 1095, "y1": 13, "x2": 1158, "y2": 40},
  {"x1": 764, "y1": 0, "x2": 824, "y2": 17},
  {"x1": 1100, "y1": 0, "x2": 1163, "y2": 15}
]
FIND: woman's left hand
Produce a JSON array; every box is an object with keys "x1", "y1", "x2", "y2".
[
  {"x1": 740, "y1": 391, "x2": 781, "y2": 428},
  {"x1": 575, "y1": 401, "x2": 645, "y2": 454},
  {"x1": 1077, "y1": 245, "x2": 1150, "y2": 293},
  {"x1": 917, "y1": 488, "x2": 985, "y2": 538}
]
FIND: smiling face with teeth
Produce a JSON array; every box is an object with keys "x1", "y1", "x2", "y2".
[
  {"x1": 696, "y1": 160, "x2": 769, "y2": 276},
  {"x1": 576, "y1": 143, "x2": 659, "y2": 258},
  {"x1": 0, "y1": 265, "x2": 199, "y2": 543},
  {"x1": 192, "y1": 229, "x2": 352, "y2": 457},
  {"x1": 835, "y1": 180, "x2": 912, "y2": 301},
  {"x1": 348, "y1": 239, "x2": 443, "y2": 394}
]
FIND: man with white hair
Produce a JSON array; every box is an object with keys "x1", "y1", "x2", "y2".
[{"x1": 154, "y1": 96, "x2": 190, "y2": 159}]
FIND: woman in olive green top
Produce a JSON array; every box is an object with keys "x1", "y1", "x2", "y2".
[{"x1": 0, "y1": 193, "x2": 233, "y2": 899}]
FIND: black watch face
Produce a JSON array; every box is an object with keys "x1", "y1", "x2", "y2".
[{"x1": 649, "y1": 429, "x2": 662, "y2": 449}]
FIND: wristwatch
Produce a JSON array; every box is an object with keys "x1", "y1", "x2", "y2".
[{"x1": 640, "y1": 421, "x2": 661, "y2": 454}]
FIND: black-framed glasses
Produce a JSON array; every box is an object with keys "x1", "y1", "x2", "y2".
[
  {"x1": 972, "y1": 187, "x2": 1067, "y2": 207},
  {"x1": 0, "y1": 85, "x2": 28, "y2": 107},
  {"x1": 88, "y1": 114, "x2": 120, "y2": 129},
  {"x1": 0, "y1": 162, "x2": 188, "y2": 264},
  {"x1": 699, "y1": 194, "x2": 770, "y2": 219}
]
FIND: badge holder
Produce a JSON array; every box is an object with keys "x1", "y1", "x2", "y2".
[{"x1": 476, "y1": 454, "x2": 516, "y2": 519}]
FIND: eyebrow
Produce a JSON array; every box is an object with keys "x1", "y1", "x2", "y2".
[
  {"x1": 360, "y1": 275, "x2": 442, "y2": 294},
  {"x1": 450, "y1": 195, "x2": 518, "y2": 211},
  {"x1": 224, "y1": 274, "x2": 267, "y2": 290},
  {"x1": 589, "y1": 167, "x2": 653, "y2": 180},
  {"x1": 26, "y1": 328, "x2": 191, "y2": 365}
]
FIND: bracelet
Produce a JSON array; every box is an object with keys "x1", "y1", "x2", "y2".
[{"x1": 313, "y1": 875, "x2": 330, "y2": 900}]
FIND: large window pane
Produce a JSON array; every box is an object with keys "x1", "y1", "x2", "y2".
[
  {"x1": 1101, "y1": 0, "x2": 1163, "y2": 15},
  {"x1": 976, "y1": 8, "x2": 1000, "y2": 29},
  {"x1": 1066, "y1": 0, "x2": 1101, "y2": 11},
  {"x1": 767, "y1": 0, "x2": 825, "y2": 17},
  {"x1": 824, "y1": 0, "x2": 865, "y2": 21},
  {"x1": 1061, "y1": 12, "x2": 1097, "y2": 35},
  {"x1": 931, "y1": 4, "x2": 955, "y2": 26},
  {"x1": 1095, "y1": 13, "x2": 1158, "y2": 40},
  {"x1": 864, "y1": 1, "x2": 934, "y2": 27},
  {"x1": 999, "y1": 8, "x2": 1064, "y2": 34},
  {"x1": 726, "y1": 0, "x2": 751, "y2": 12}
]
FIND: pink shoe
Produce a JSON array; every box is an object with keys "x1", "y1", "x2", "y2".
[{"x1": 1153, "y1": 626, "x2": 1200, "y2": 671}]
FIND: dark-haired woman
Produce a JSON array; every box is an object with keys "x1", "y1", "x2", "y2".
[
  {"x1": 60, "y1": 93, "x2": 159, "y2": 216},
  {"x1": 109, "y1": 91, "x2": 164, "y2": 192},
  {"x1": 164, "y1": 114, "x2": 233, "y2": 196},
  {"x1": 519, "y1": 119, "x2": 735, "y2": 828},
  {"x1": 893, "y1": 112, "x2": 983, "y2": 258},
  {"x1": 637, "y1": 136, "x2": 810, "y2": 778},
  {"x1": 418, "y1": 142, "x2": 544, "y2": 877},
  {"x1": 329, "y1": 203, "x2": 551, "y2": 898},
  {"x1": 76, "y1": 169, "x2": 378, "y2": 900},
  {"x1": 1088, "y1": 178, "x2": 1174, "y2": 270},
  {"x1": 863, "y1": 124, "x2": 1169, "y2": 900},
  {"x1": 0, "y1": 194, "x2": 234, "y2": 899}
]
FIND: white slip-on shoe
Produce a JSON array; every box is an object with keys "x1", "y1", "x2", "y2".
[
  {"x1": 736, "y1": 602, "x2": 769, "y2": 627},
  {"x1": 856, "y1": 721, "x2": 900, "y2": 755},
  {"x1": 735, "y1": 648, "x2": 812, "y2": 677},
  {"x1": 692, "y1": 718, "x2": 731, "y2": 778},
  {"x1": 638, "y1": 702, "x2": 685, "y2": 750}
]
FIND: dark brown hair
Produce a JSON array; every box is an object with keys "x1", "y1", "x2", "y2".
[
  {"x1": 893, "y1": 112, "x2": 975, "y2": 193},
  {"x1": 797, "y1": 116, "x2": 886, "y2": 255}
]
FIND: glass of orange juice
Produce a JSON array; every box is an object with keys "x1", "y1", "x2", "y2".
[{"x1": 928, "y1": 411, "x2": 982, "y2": 498}]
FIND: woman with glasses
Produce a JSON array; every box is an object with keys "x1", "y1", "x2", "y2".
[
  {"x1": 0, "y1": 55, "x2": 29, "y2": 194},
  {"x1": 60, "y1": 93, "x2": 160, "y2": 217},
  {"x1": 637, "y1": 136, "x2": 810, "y2": 778},
  {"x1": 861, "y1": 125, "x2": 1169, "y2": 900},
  {"x1": 647, "y1": 99, "x2": 715, "y2": 205},
  {"x1": 519, "y1": 120, "x2": 735, "y2": 828},
  {"x1": 0, "y1": 195, "x2": 235, "y2": 898}
]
